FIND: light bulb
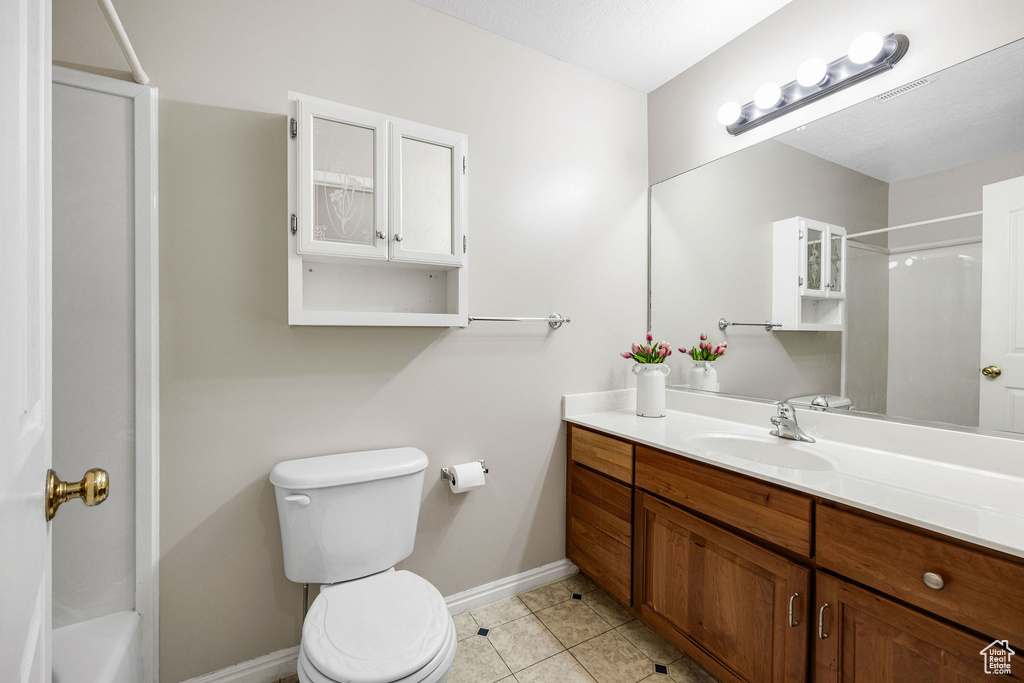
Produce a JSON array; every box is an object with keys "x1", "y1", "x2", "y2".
[
  {"x1": 797, "y1": 57, "x2": 828, "y2": 87},
  {"x1": 849, "y1": 32, "x2": 884, "y2": 64},
  {"x1": 754, "y1": 82, "x2": 782, "y2": 110},
  {"x1": 717, "y1": 101, "x2": 742, "y2": 126}
]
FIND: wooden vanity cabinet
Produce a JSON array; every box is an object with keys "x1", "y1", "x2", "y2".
[
  {"x1": 814, "y1": 572, "x2": 1021, "y2": 682},
  {"x1": 566, "y1": 425, "x2": 634, "y2": 605},
  {"x1": 566, "y1": 422, "x2": 1024, "y2": 683},
  {"x1": 635, "y1": 491, "x2": 810, "y2": 683}
]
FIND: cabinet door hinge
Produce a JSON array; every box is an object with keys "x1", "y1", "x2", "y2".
[
  {"x1": 462, "y1": 156, "x2": 466, "y2": 175},
  {"x1": 290, "y1": 214, "x2": 297, "y2": 235},
  {"x1": 290, "y1": 118, "x2": 297, "y2": 140},
  {"x1": 463, "y1": 235, "x2": 467, "y2": 253}
]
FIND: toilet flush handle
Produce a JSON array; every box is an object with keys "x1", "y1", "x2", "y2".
[{"x1": 284, "y1": 494, "x2": 311, "y2": 507}]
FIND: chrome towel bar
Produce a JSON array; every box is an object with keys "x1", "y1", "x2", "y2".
[
  {"x1": 719, "y1": 317, "x2": 782, "y2": 332},
  {"x1": 468, "y1": 313, "x2": 570, "y2": 329}
]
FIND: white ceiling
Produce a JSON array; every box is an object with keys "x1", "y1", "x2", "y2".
[
  {"x1": 776, "y1": 38, "x2": 1024, "y2": 183},
  {"x1": 407, "y1": 0, "x2": 796, "y2": 93}
]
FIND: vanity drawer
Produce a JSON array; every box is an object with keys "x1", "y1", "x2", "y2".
[
  {"x1": 635, "y1": 445, "x2": 813, "y2": 557},
  {"x1": 817, "y1": 505, "x2": 1024, "y2": 645},
  {"x1": 569, "y1": 425, "x2": 634, "y2": 484},
  {"x1": 568, "y1": 515, "x2": 632, "y2": 605},
  {"x1": 570, "y1": 463, "x2": 632, "y2": 545}
]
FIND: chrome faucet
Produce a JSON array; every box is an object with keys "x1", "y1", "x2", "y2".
[{"x1": 770, "y1": 401, "x2": 816, "y2": 443}]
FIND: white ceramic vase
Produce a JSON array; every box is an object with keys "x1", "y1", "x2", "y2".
[
  {"x1": 633, "y1": 363, "x2": 671, "y2": 417},
  {"x1": 689, "y1": 360, "x2": 720, "y2": 392}
]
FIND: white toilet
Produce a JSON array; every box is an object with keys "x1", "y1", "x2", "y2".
[{"x1": 270, "y1": 447, "x2": 457, "y2": 683}]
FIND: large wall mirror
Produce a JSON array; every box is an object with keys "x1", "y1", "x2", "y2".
[{"x1": 650, "y1": 37, "x2": 1024, "y2": 435}]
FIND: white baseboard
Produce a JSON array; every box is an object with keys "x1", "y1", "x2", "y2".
[
  {"x1": 444, "y1": 558, "x2": 579, "y2": 615},
  {"x1": 181, "y1": 559, "x2": 579, "y2": 682},
  {"x1": 179, "y1": 645, "x2": 298, "y2": 683}
]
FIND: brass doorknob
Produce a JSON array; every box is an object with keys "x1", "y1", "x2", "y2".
[
  {"x1": 982, "y1": 365, "x2": 1002, "y2": 379},
  {"x1": 45, "y1": 468, "x2": 109, "y2": 521}
]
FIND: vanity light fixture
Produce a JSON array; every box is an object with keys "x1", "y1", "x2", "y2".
[
  {"x1": 754, "y1": 82, "x2": 783, "y2": 109},
  {"x1": 719, "y1": 31, "x2": 909, "y2": 135}
]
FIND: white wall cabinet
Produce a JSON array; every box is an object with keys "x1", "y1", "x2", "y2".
[
  {"x1": 773, "y1": 217, "x2": 846, "y2": 331},
  {"x1": 288, "y1": 93, "x2": 468, "y2": 326}
]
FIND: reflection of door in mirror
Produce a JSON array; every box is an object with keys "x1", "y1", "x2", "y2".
[{"x1": 980, "y1": 175, "x2": 1024, "y2": 433}]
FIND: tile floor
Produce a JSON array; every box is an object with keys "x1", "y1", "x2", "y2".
[{"x1": 448, "y1": 573, "x2": 719, "y2": 683}]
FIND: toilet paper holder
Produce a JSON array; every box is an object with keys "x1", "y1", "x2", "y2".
[{"x1": 441, "y1": 460, "x2": 489, "y2": 484}]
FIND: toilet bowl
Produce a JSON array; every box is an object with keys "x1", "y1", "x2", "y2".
[
  {"x1": 270, "y1": 448, "x2": 455, "y2": 683},
  {"x1": 296, "y1": 570, "x2": 457, "y2": 683}
]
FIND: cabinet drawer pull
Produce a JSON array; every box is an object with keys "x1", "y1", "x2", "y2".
[
  {"x1": 788, "y1": 593, "x2": 800, "y2": 627},
  {"x1": 818, "y1": 603, "x2": 829, "y2": 639},
  {"x1": 922, "y1": 572, "x2": 945, "y2": 590}
]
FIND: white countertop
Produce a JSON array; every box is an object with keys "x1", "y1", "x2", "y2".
[{"x1": 563, "y1": 389, "x2": 1024, "y2": 560}]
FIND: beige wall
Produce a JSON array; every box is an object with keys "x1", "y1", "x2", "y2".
[
  {"x1": 52, "y1": 1, "x2": 648, "y2": 680},
  {"x1": 649, "y1": 0, "x2": 1024, "y2": 183},
  {"x1": 888, "y1": 148, "x2": 1024, "y2": 248},
  {"x1": 650, "y1": 139, "x2": 888, "y2": 401}
]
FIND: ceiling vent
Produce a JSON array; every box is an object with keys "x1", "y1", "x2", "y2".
[{"x1": 876, "y1": 78, "x2": 930, "y2": 102}]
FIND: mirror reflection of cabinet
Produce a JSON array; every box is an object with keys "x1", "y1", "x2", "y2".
[
  {"x1": 773, "y1": 217, "x2": 846, "y2": 331},
  {"x1": 288, "y1": 93, "x2": 468, "y2": 327}
]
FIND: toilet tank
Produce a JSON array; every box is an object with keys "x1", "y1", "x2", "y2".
[{"x1": 270, "y1": 447, "x2": 429, "y2": 584}]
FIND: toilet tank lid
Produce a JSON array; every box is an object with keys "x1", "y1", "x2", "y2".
[{"x1": 270, "y1": 447, "x2": 429, "y2": 489}]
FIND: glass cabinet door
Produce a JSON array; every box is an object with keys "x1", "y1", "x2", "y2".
[
  {"x1": 389, "y1": 121, "x2": 466, "y2": 267},
  {"x1": 828, "y1": 225, "x2": 846, "y2": 297},
  {"x1": 801, "y1": 221, "x2": 828, "y2": 298},
  {"x1": 296, "y1": 98, "x2": 388, "y2": 260}
]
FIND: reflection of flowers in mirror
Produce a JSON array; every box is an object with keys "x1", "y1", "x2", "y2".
[
  {"x1": 681, "y1": 332, "x2": 727, "y2": 361},
  {"x1": 621, "y1": 332, "x2": 672, "y2": 363}
]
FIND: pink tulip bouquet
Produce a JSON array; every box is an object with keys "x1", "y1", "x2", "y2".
[
  {"x1": 621, "y1": 332, "x2": 672, "y2": 364},
  {"x1": 680, "y1": 332, "x2": 727, "y2": 361}
]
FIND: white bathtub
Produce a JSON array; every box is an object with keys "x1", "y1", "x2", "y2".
[{"x1": 53, "y1": 611, "x2": 142, "y2": 683}]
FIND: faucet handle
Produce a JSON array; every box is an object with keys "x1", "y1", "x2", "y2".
[{"x1": 774, "y1": 400, "x2": 794, "y2": 418}]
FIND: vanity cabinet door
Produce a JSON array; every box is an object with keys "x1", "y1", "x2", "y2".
[
  {"x1": 814, "y1": 572, "x2": 1017, "y2": 682},
  {"x1": 636, "y1": 492, "x2": 810, "y2": 683}
]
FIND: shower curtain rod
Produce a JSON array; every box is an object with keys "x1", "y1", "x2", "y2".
[
  {"x1": 97, "y1": 0, "x2": 149, "y2": 85},
  {"x1": 848, "y1": 210, "x2": 981, "y2": 240}
]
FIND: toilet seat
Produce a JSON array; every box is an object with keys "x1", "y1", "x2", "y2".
[
  {"x1": 298, "y1": 627, "x2": 456, "y2": 683},
  {"x1": 300, "y1": 570, "x2": 455, "y2": 683}
]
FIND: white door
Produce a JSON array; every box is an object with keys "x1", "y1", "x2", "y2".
[
  {"x1": 0, "y1": 0, "x2": 52, "y2": 681},
  {"x1": 980, "y1": 174, "x2": 1024, "y2": 432}
]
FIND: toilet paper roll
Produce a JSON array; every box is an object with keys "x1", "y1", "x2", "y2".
[{"x1": 449, "y1": 461, "x2": 486, "y2": 493}]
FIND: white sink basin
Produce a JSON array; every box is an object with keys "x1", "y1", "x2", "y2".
[{"x1": 684, "y1": 432, "x2": 836, "y2": 471}]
